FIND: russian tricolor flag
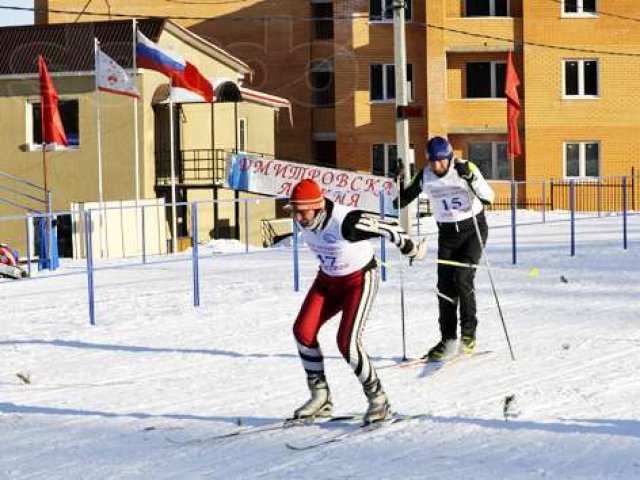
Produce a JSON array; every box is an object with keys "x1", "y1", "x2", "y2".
[{"x1": 136, "y1": 31, "x2": 214, "y2": 103}]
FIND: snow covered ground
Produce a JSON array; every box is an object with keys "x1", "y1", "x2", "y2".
[{"x1": 1, "y1": 211, "x2": 639, "y2": 479}]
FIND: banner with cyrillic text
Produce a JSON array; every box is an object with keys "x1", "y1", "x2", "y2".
[{"x1": 225, "y1": 153, "x2": 398, "y2": 215}]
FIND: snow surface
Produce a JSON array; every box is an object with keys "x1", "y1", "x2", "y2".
[{"x1": 1, "y1": 211, "x2": 639, "y2": 479}]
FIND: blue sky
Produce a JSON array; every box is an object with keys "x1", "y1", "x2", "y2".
[{"x1": 0, "y1": 0, "x2": 34, "y2": 26}]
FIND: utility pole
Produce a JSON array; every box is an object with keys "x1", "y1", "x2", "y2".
[{"x1": 392, "y1": 0, "x2": 414, "y2": 232}]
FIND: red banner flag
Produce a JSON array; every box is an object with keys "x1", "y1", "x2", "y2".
[
  {"x1": 504, "y1": 51, "x2": 521, "y2": 157},
  {"x1": 38, "y1": 55, "x2": 68, "y2": 146}
]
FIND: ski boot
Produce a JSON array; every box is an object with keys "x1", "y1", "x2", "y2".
[
  {"x1": 363, "y1": 378, "x2": 391, "y2": 426},
  {"x1": 292, "y1": 373, "x2": 333, "y2": 422},
  {"x1": 460, "y1": 333, "x2": 476, "y2": 355},
  {"x1": 425, "y1": 338, "x2": 457, "y2": 361}
]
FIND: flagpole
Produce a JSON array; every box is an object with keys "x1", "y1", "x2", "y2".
[
  {"x1": 169, "y1": 80, "x2": 178, "y2": 254},
  {"x1": 95, "y1": 38, "x2": 106, "y2": 258},
  {"x1": 40, "y1": 77, "x2": 50, "y2": 267},
  {"x1": 132, "y1": 19, "x2": 140, "y2": 202},
  {"x1": 511, "y1": 153, "x2": 515, "y2": 183}
]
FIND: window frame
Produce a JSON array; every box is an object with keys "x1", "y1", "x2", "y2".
[
  {"x1": 563, "y1": 141, "x2": 600, "y2": 179},
  {"x1": 561, "y1": 0, "x2": 598, "y2": 17},
  {"x1": 370, "y1": 63, "x2": 414, "y2": 102},
  {"x1": 26, "y1": 98, "x2": 80, "y2": 151},
  {"x1": 465, "y1": 61, "x2": 507, "y2": 99},
  {"x1": 369, "y1": 0, "x2": 412, "y2": 23},
  {"x1": 467, "y1": 141, "x2": 510, "y2": 180},
  {"x1": 464, "y1": 0, "x2": 510, "y2": 17},
  {"x1": 562, "y1": 59, "x2": 599, "y2": 99}
]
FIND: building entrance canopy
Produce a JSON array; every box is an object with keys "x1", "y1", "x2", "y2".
[{"x1": 152, "y1": 79, "x2": 292, "y2": 122}]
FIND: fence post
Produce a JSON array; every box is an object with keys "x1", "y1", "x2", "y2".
[
  {"x1": 141, "y1": 205, "x2": 147, "y2": 264},
  {"x1": 25, "y1": 214, "x2": 32, "y2": 278},
  {"x1": 511, "y1": 180, "x2": 517, "y2": 264},
  {"x1": 570, "y1": 179, "x2": 576, "y2": 257},
  {"x1": 623, "y1": 176, "x2": 628, "y2": 250},
  {"x1": 120, "y1": 202, "x2": 126, "y2": 258},
  {"x1": 541, "y1": 180, "x2": 546, "y2": 223},
  {"x1": 84, "y1": 210, "x2": 96, "y2": 326},
  {"x1": 52, "y1": 212, "x2": 59, "y2": 270},
  {"x1": 293, "y1": 218, "x2": 300, "y2": 292},
  {"x1": 244, "y1": 200, "x2": 249, "y2": 254},
  {"x1": 379, "y1": 193, "x2": 387, "y2": 282},
  {"x1": 632, "y1": 166, "x2": 636, "y2": 211},
  {"x1": 191, "y1": 202, "x2": 200, "y2": 307},
  {"x1": 550, "y1": 178, "x2": 555, "y2": 211},
  {"x1": 597, "y1": 177, "x2": 602, "y2": 218}
]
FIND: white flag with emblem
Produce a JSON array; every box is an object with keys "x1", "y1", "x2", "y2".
[{"x1": 96, "y1": 47, "x2": 140, "y2": 98}]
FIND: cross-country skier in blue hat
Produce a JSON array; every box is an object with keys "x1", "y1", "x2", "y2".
[{"x1": 396, "y1": 136, "x2": 495, "y2": 360}]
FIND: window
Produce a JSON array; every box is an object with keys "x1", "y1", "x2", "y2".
[
  {"x1": 312, "y1": 2, "x2": 334, "y2": 40},
  {"x1": 563, "y1": 60, "x2": 598, "y2": 97},
  {"x1": 372, "y1": 144, "x2": 398, "y2": 177},
  {"x1": 237, "y1": 118, "x2": 248, "y2": 152},
  {"x1": 310, "y1": 70, "x2": 335, "y2": 107},
  {"x1": 28, "y1": 99, "x2": 80, "y2": 149},
  {"x1": 372, "y1": 144, "x2": 415, "y2": 177},
  {"x1": 313, "y1": 140, "x2": 336, "y2": 166},
  {"x1": 468, "y1": 142, "x2": 510, "y2": 180},
  {"x1": 465, "y1": 0, "x2": 509, "y2": 17},
  {"x1": 563, "y1": 0, "x2": 597, "y2": 15},
  {"x1": 370, "y1": 64, "x2": 413, "y2": 101},
  {"x1": 564, "y1": 142, "x2": 599, "y2": 178},
  {"x1": 369, "y1": 0, "x2": 412, "y2": 21},
  {"x1": 466, "y1": 62, "x2": 506, "y2": 98}
]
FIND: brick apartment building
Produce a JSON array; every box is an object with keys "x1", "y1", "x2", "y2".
[{"x1": 36, "y1": 0, "x2": 640, "y2": 186}]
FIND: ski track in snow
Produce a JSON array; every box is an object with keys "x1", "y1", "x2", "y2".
[{"x1": 1, "y1": 212, "x2": 640, "y2": 479}]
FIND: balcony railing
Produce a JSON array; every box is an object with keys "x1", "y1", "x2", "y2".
[{"x1": 155, "y1": 149, "x2": 239, "y2": 186}]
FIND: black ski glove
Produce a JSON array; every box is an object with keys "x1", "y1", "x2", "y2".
[{"x1": 454, "y1": 160, "x2": 474, "y2": 181}]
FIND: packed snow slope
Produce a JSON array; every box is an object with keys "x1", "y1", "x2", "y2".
[{"x1": 1, "y1": 211, "x2": 639, "y2": 479}]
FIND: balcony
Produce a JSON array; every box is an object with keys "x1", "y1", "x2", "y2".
[{"x1": 444, "y1": 17, "x2": 522, "y2": 52}]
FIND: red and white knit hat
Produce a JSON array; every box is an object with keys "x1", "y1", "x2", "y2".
[{"x1": 286, "y1": 178, "x2": 325, "y2": 211}]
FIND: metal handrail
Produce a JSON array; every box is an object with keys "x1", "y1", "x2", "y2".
[{"x1": 0, "y1": 171, "x2": 46, "y2": 213}]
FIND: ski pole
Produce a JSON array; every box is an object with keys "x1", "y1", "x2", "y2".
[
  {"x1": 468, "y1": 198, "x2": 516, "y2": 361},
  {"x1": 465, "y1": 189, "x2": 518, "y2": 418},
  {"x1": 399, "y1": 255, "x2": 407, "y2": 361}
]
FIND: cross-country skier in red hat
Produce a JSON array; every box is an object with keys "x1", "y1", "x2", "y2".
[{"x1": 287, "y1": 178, "x2": 427, "y2": 425}]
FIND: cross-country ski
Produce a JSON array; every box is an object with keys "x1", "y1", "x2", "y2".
[
  {"x1": 379, "y1": 349, "x2": 493, "y2": 370},
  {"x1": 165, "y1": 415, "x2": 359, "y2": 445},
  {"x1": 285, "y1": 413, "x2": 429, "y2": 451}
]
